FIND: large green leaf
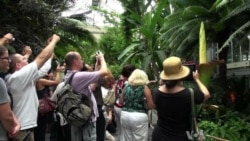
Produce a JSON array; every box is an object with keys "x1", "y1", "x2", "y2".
[
  {"x1": 120, "y1": 52, "x2": 136, "y2": 66},
  {"x1": 149, "y1": 0, "x2": 167, "y2": 33},
  {"x1": 142, "y1": 53, "x2": 152, "y2": 72},
  {"x1": 118, "y1": 43, "x2": 139, "y2": 60}
]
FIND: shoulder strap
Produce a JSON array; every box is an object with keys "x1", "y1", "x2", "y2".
[
  {"x1": 8, "y1": 92, "x2": 13, "y2": 109},
  {"x1": 189, "y1": 88, "x2": 195, "y2": 118},
  {"x1": 189, "y1": 88, "x2": 200, "y2": 134},
  {"x1": 65, "y1": 72, "x2": 77, "y2": 85}
]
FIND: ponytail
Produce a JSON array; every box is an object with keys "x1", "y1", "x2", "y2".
[{"x1": 164, "y1": 80, "x2": 178, "y2": 88}]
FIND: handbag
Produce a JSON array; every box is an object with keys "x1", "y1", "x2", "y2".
[
  {"x1": 101, "y1": 86, "x2": 116, "y2": 106},
  {"x1": 39, "y1": 91, "x2": 56, "y2": 115},
  {"x1": 148, "y1": 108, "x2": 158, "y2": 128},
  {"x1": 189, "y1": 88, "x2": 204, "y2": 141}
]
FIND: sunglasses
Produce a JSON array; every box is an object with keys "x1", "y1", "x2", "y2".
[{"x1": 0, "y1": 57, "x2": 10, "y2": 61}]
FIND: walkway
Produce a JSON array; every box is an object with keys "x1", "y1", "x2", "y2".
[
  {"x1": 45, "y1": 127, "x2": 153, "y2": 141},
  {"x1": 112, "y1": 126, "x2": 153, "y2": 141}
]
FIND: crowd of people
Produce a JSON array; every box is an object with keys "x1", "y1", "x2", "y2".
[{"x1": 0, "y1": 32, "x2": 210, "y2": 141}]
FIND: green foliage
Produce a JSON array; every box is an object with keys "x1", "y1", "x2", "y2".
[
  {"x1": 54, "y1": 17, "x2": 97, "y2": 61},
  {"x1": 98, "y1": 26, "x2": 136, "y2": 78},
  {"x1": 108, "y1": 64, "x2": 122, "y2": 79},
  {"x1": 120, "y1": 0, "x2": 152, "y2": 43},
  {"x1": 0, "y1": 0, "x2": 97, "y2": 60},
  {"x1": 161, "y1": 0, "x2": 250, "y2": 58},
  {"x1": 199, "y1": 111, "x2": 250, "y2": 141},
  {"x1": 90, "y1": 6, "x2": 121, "y2": 26},
  {"x1": 98, "y1": 27, "x2": 126, "y2": 65},
  {"x1": 227, "y1": 76, "x2": 250, "y2": 114},
  {"x1": 183, "y1": 77, "x2": 250, "y2": 141},
  {"x1": 118, "y1": 0, "x2": 168, "y2": 80},
  {"x1": 0, "y1": 0, "x2": 69, "y2": 53}
]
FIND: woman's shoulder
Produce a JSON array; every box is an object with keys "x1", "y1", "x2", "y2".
[{"x1": 153, "y1": 86, "x2": 188, "y2": 95}]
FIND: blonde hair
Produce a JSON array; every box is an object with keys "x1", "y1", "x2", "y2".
[{"x1": 128, "y1": 69, "x2": 149, "y2": 86}]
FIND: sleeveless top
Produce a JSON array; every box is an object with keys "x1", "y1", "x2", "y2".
[
  {"x1": 122, "y1": 85, "x2": 147, "y2": 113},
  {"x1": 37, "y1": 86, "x2": 50, "y2": 100},
  {"x1": 115, "y1": 78, "x2": 127, "y2": 98}
]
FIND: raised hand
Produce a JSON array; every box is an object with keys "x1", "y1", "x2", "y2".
[{"x1": 22, "y1": 46, "x2": 32, "y2": 56}]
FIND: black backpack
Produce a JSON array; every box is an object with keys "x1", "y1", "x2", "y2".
[{"x1": 57, "y1": 72, "x2": 93, "y2": 127}]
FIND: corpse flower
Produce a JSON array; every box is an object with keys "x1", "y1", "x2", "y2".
[{"x1": 198, "y1": 22, "x2": 224, "y2": 87}]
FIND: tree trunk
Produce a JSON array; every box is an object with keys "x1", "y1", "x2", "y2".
[{"x1": 218, "y1": 44, "x2": 229, "y2": 105}]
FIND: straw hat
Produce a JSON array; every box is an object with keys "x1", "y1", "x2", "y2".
[{"x1": 160, "y1": 56, "x2": 190, "y2": 80}]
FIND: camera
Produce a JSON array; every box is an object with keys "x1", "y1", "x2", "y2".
[
  {"x1": 96, "y1": 50, "x2": 102, "y2": 55},
  {"x1": 182, "y1": 63, "x2": 196, "y2": 81}
]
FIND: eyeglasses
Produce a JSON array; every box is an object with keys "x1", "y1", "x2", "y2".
[{"x1": 0, "y1": 57, "x2": 10, "y2": 61}]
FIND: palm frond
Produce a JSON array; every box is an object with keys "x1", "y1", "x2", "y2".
[
  {"x1": 220, "y1": 1, "x2": 250, "y2": 22},
  {"x1": 120, "y1": 52, "x2": 136, "y2": 66},
  {"x1": 162, "y1": 11, "x2": 184, "y2": 29},
  {"x1": 160, "y1": 25, "x2": 180, "y2": 39},
  {"x1": 183, "y1": 6, "x2": 209, "y2": 18},
  {"x1": 118, "y1": 43, "x2": 139, "y2": 60},
  {"x1": 218, "y1": 21, "x2": 250, "y2": 53},
  {"x1": 150, "y1": 0, "x2": 167, "y2": 30},
  {"x1": 56, "y1": 17, "x2": 97, "y2": 46},
  {"x1": 210, "y1": 0, "x2": 231, "y2": 11}
]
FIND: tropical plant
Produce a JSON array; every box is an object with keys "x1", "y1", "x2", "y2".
[
  {"x1": 98, "y1": 27, "x2": 125, "y2": 62},
  {"x1": 199, "y1": 110, "x2": 250, "y2": 141},
  {"x1": 0, "y1": 0, "x2": 67, "y2": 52},
  {"x1": 120, "y1": 0, "x2": 153, "y2": 45},
  {"x1": 0, "y1": 0, "x2": 97, "y2": 61},
  {"x1": 53, "y1": 17, "x2": 97, "y2": 62},
  {"x1": 118, "y1": 0, "x2": 169, "y2": 80},
  {"x1": 160, "y1": 0, "x2": 250, "y2": 93},
  {"x1": 227, "y1": 76, "x2": 250, "y2": 114}
]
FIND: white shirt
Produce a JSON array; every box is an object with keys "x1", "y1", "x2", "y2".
[{"x1": 5, "y1": 59, "x2": 51, "y2": 130}]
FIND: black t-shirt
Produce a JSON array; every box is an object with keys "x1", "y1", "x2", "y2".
[
  {"x1": 153, "y1": 88, "x2": 204, "y2": 139},
  {"x1": 93, "y1": 79, "x2": 104, "y2": 106}
]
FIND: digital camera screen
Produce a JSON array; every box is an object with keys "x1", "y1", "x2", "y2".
[{"x1": 182, "y1": 64, "x2": 196, "y2": 81}]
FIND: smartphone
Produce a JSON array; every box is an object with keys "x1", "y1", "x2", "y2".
[{"x1": 96, "y1": 50, "x2": 101, "y2": 55}]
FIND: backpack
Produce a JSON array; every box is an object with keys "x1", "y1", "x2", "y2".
[{"x1": 57, "y1": 72, "x2": 93, "y2": 127}]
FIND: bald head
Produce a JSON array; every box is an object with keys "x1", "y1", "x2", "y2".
[
  {"x1": 8, "y1": 53, "x2": 29, "y2": 73},
  {"x1": 65, "y1": 51, "x2": 83, "y2": 70}
]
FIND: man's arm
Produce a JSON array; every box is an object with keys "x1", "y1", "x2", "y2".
[
  {"x1": 37, "y1": 58, "x2": 52, "y2": 79},
  {"x1": 0, "y1": 103, "x2": 16, "y2": 133},
  {"x1": 35, "y1": 34, "x2": 60, "y2": 69},
  {"x1": 8, "y1": 112, "x2": 20, "y2": 138}
]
